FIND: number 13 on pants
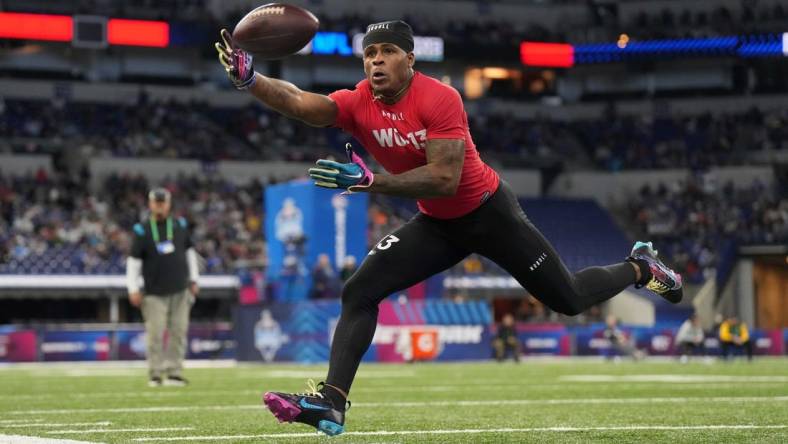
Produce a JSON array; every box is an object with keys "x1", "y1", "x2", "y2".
[{"x1": 369, "y1": 234, "x2": 400, "y2": 255}]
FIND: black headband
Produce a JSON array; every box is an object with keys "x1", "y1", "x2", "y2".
[
  {"x1": 362, "y1": 20, "x2": 414, "y2": 53},
  {"x1": 148, "y1": 188, "x2": 171, "y2": 202}
]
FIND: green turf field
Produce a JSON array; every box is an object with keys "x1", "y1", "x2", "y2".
[{"x1": 1, "y1": 359, "x2": 787, "y2": 443}]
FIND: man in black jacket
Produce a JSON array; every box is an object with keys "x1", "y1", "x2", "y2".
[{"x1": 126, "y1": 188, "x2": 199, "y2": 387}]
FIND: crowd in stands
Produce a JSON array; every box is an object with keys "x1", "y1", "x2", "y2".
[
  {"x1": 617, "y1": 3, "x2": 786, "y2": 41},
  {"x1": 0, "y1": 167, "x2": 267, "y2": 274},
  {"x1": 3, "y1": 97, "x2": 785, "y2": 171},
  {"x1": 626, "y1": 175, "x2": 788, "y2": 283},
  {"x1": 0, "y1": 97, "x2": 254, "y2": 161},
  {"x1": 4, "y1": 0, "x2": 783, "y2": 47},
  {"x1": 0, "y1": 161, "x2": 415, "y2": 277},
  {"x1": 582, "y1": 107, "x2": 787, "y2": 171}
]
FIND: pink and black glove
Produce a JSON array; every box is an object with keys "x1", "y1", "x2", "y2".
[
  {"x1": 215, "y1": 29, "x2": 256, "y2": 90},
  {"x1": 308, "y1": 144, "x2": 374, "y2": 193}
]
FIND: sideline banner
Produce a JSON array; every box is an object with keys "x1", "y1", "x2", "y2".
[
  {"x1": 234, "y1": 300, "x2": 494, "y2": 363},
  {"x1": 0, "y1": 330, "x2": 37, "y2": 362},
  {"x1": 42, "y1": 331, "x2": 110, "y2": 361},
  {"x1": 265, "y1": 180, "x2": 368, "y2": 301}
]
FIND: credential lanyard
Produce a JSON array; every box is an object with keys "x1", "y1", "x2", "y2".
[{"x1": 150, "y1": 217, "x2": 173, "y2": 244}]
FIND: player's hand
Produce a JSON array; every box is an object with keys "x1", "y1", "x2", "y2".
[
  {"x1": 215, "y1": 29, "x2": 256, "y2": 90},
  {"x1": 308, "y1": 144, "x2": 374, "y2": 192},
  {"x1": 190, "y1": 282, "x2": 199, "y2": 296},
  {"x1": 129, "y1": 291, "x2": 143, "y2": 308}
]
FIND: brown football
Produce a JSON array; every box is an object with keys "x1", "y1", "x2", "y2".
[{"x1": 232, "y1": 3, "x2": 319, "y2": 60}]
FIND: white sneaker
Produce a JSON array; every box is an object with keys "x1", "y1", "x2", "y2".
[{"x1": 163, "y1": 376, "x2": 189, "y2": 387}]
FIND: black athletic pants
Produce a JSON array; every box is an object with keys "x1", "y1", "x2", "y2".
[
  {"x1": 721, "y1": 340, "x2": 753, "y2": 361},
  {"x1": 326, "y1": 181, "x2": 637, "y2": 395}
]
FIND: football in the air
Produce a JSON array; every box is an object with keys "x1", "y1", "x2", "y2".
[{"x1": 232, "y1": 3, "x2": 319, "y2": 59}]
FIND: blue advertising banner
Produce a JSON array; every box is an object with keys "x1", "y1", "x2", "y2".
[
  {"x1": 42, "y1": 331, "x2": 110, "y2": 361},
  {"x1": 517, "y1": 331, "x2": 570, "y2": 356},
  {"x1": 116, "y1": 329, "x2": 147, "y2": 360},
  {"x1": 265, "y1": 180, "x2": 368, "y2": 301},
  {"x1": 234, "y1": 300, "x2": 496, "y2": 363},
  {"x1": 116, "y1": 327, "x2": 236, "y2": 360},
  {"x1": 234, "y1": 301, "x2": 342, "y2": 363},
  {"x1": 187, "y1": 326, "x2": 236, "y2": 360}
]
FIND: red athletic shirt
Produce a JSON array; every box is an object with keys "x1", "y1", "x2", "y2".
[{"x1": 328, "y1": 71, "x2": 500, "y2": 219}]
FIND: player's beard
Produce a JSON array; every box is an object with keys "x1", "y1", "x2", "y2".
[{"x1": 372, "y1": 70, "x2": 414, "y2": 103}]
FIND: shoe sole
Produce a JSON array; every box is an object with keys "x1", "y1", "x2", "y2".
[
  {"x1": 663, "y1": 288, "x2": 683, "y2": 304},
  {"x1": 318, "y1": 419, "x2": 345, "y2": 436},
  {"x1": 263, "y1": 392, "x2": 302, "y2": 423},
  {"x1": 162, "y1": 380, "x2": 187, "y2": 387}
]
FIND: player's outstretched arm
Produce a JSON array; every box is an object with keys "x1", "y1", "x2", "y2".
[
  {"x1": 215, "y1": 29, "x2": 336, "y2": 127},
  {"x1": 247, "y1": 75, "x2": 337, "y2": 127},
  {"x1": 368, "y1": 139, "x2": 464, "y2": 198}
]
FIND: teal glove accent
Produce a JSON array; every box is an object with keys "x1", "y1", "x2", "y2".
[
  {"x1": 309, "y1": 159, "x2": 365, "y2": 189},
  {"x1": 308, "y1": 144, "x2": 374, "y2": 191}
]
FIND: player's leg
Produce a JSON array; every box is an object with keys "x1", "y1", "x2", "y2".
[
  {"x1": 493, "y1": 338, "x2": 505, "y2": 361},
  {"x1": 721, "y1": 341, "x2": 731, "y2": 360},
  {"x1": 325, "y1": 217, "x2": 469, "y2": 394},
  {"x1": 470, "y1": 182, "x2": 681, "y2": 315},
  {"x1": 743, "y1": 340, "x2": 753, "y2": 361},
  {"x1": 163, "y1": 288, "x2": 193, "y2": 386},
  {"x1": 507, "y1": 337, "x2": 521, "y2": 362},
  {"x1": 263, "y1": 214, "x2": 469, "y2": 435},
  {"x1": 467, "y1": 182, "x2": 635, "y2": 315},
  {"x1": 141, "y1": 295, "x2": 168, "y2": 385}
]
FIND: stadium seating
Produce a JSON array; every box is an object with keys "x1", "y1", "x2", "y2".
[
  {"x1": 0, "y1": 170, "x2": 266, "y2": 275},
  {"x1": 2, "y1": 98, "x2": 784, "y2": 170},
  {"x1": 626, "y1": 178, "x2": 788, "y2": 284},
  {"x1": 5, "y1": 0, "x2": 785, "y2": 45}
]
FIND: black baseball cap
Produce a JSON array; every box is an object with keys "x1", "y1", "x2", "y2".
[
  {"x1": 362, "y1": 20, "x2": 414, "y2": 53},
  {"x1": 148, "y1": 187, "x2": 171, "y2": 202}
]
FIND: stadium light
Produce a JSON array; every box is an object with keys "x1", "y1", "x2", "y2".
[
  {"x1": 0, "y1": 12, "x2": 169, "y2": 47},
  {"x1": 520, "y1": 42, "x2": 574, "y2": 68},
  {"x1": 0, "y1": 12, "x2": 73, "y2": 42},
  {"x1": 783, "y1": 32, "x2": 788, "y2": 56},
  {"x1": 107, "y1": 19, "x2": 169, "y2": 47}
]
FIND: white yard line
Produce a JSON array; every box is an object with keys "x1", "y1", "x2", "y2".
[
  {"x1": 561, "y1": 375, "x2": 788, "y2": 383},
  {"x1": 358, "y1": 396, "x2": 788, "y2": 407},
  {"x1": 0, "y1": 420, "x2": 44, "y2": 425},
  {"x1": 0, "y1": 435, "x2": 104, "y2": 444},
  {"x1": 0, "y1": 423, "x2": 111, "y2": 429},
  {"x1": 10, "y1": 405, "x2": 261, "y2": 415},
  {"x1": 2, "y1": 381, "x2": 786, "y2": 402},
  {"x1": 46, "y1": 428, "x2": 193, "y2": 435},
  {"x1": 0, "y1": 360, "x2": 235, "y2": 372},
  {"x1": 9, "y1": 395, "x2": 788, "y2": 415},
  {"x1": 131, "y1": 425, "x2": 788, "y2": 441}
]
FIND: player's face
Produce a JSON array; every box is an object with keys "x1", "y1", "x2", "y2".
[
  {"x1": 149, "y1": 199, "x2": 171, "y2": 218},
  {"x1": 363, "y1": 43, "x2": 415, "y2": 97}
]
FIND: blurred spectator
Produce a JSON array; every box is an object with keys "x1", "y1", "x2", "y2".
[
  {"x1": 719, "y1": 316, "x2": 753, "y2": 361},
  {"x1": 310, "y1": 253, "x2": 340, "y2": 299},
  {"x1": 675, "y1": 313, "x2": 705, "y2": 362},
  {"x1": 515, "y1": 295, "x2": 549, "y2": 323},
  {"x1": 492, "y1": 313, "x2": 521, "y2": 362},
  {"x1": 603, "y1": 315, "x2": 645, "y2": 361},
  {"x1": 339, "y1": 255, "x2": 357, "y2": 283},
  {"x1": 626, "y1": 176, "x2": 787, "y2": 283}
]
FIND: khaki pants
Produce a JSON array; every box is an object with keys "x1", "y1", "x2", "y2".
[
  {"x1": 493, "y1": 336, "x2": 521, "y2": 362},
  {"x1": 141, "y1": 289, "x2": 193, "y2": 378}
]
